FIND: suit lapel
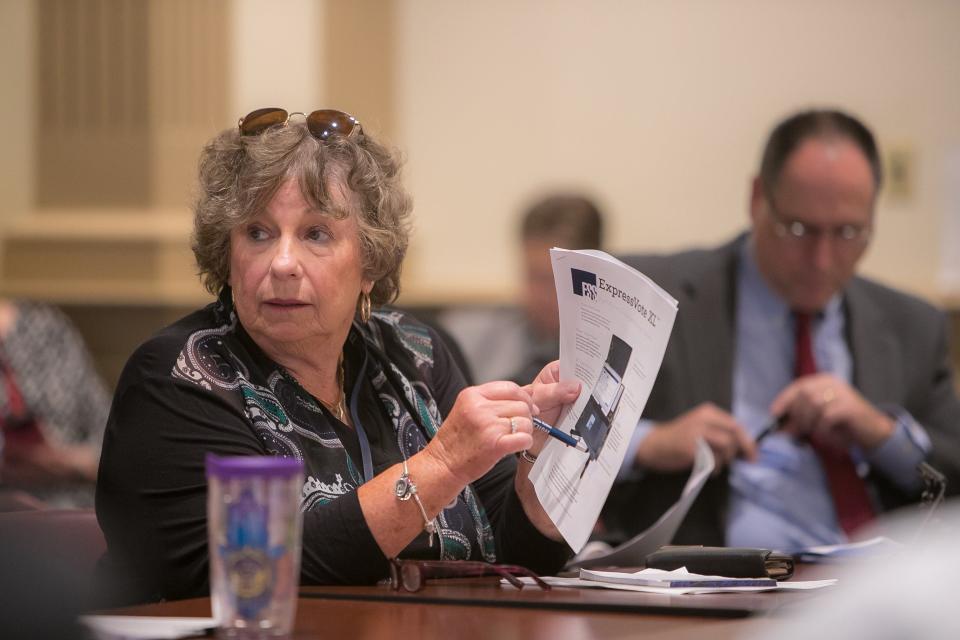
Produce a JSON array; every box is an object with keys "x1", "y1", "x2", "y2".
[
  {"x1": 675, "y1": 241, "x2": 739, "y2": 410},
  {"x1": 845, "y1": 280, "x2": 902, "y2": 404}
]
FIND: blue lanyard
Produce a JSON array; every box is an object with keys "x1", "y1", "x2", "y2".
[{"x1": 348, "y1": 350, "x2": 375, "y2": 484}]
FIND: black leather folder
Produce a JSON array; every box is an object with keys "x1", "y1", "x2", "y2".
[{"x1": 645, "y1": 546, "x2": 795, "y2": 580}]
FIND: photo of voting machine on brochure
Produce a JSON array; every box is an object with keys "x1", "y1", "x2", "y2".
[{"x1": 572, "y1": 333, "x2": 632, "y2": 464}]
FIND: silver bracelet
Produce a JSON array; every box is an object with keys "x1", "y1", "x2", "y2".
[
  {"x1": 519, "y1": 449, "x2": 538, "y2": 464},
  {"x1": 394, "y1": 458, "x2": 437, "y2": 547}
]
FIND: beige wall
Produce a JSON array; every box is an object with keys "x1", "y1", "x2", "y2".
[
  {"x1": 394, "y1": 0, "x2": 960, "y2": 303},
  {"x1": 1, "y1": 0, "x2": 959, "y2": 308},
  {"x1": 231, "y1": 0, "x2": 322, "y2": 118}
]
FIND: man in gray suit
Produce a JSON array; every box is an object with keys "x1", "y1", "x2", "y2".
[{"x1": 604, "y1": 109, "x2": 960, "y2": 551}]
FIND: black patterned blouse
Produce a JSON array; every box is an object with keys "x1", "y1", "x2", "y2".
[{"x1": 96, "y1": 289, "x2": 569, "y2": 603}]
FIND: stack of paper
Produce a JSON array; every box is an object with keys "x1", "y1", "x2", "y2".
[
  {"x1": 507, "y1": 570, "x2": 837, "y2": 594},
  {"x1": 80, "y1": 615, "x2": 216, "y2": 640},
  {"x1": 580, "y1": 567, "x2": 777, "y2": 589}
]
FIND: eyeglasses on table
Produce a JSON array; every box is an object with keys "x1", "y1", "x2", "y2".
[{"x1": 388, "y1": 559, "x2": 550, "y2": 592}]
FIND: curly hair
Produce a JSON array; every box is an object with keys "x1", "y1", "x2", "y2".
[{"x1": 191, "y1": 120, "x2": 412, "y2": 306}]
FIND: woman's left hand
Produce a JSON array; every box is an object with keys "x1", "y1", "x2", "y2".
[{"x1": 523, "y1": 361, "x2": 581, "y2": 455}]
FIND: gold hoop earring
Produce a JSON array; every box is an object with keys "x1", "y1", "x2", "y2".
[{"x1": 359, "y1": 291, "x2": 372, "y2": 323}]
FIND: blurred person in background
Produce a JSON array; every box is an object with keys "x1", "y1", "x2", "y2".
[
  {"x1": 442, "y1": 193, "x2": 604, "y2": 384},
  {"x1": 0, "y1": 299, "x2": 109, "y2": 509},
  {"x1": 96, "y1": 108, "x2": 578, "y2": 603},
  {"x1": 604, "y1": 108, "x2": 960, "y2": 552}
]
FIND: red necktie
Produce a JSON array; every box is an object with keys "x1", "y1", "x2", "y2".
[{"x1": 793, "y1": 312, "x2": 874, "y2": 536}]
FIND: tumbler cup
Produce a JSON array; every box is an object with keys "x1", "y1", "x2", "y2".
[{"x1": 206, "y1": 454, "x2": 304, "y2": 638}]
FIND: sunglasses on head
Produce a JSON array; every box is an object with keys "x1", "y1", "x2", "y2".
[
  {"x1": 238, "y1": 108, "x2": 362, "y2": 140},
  {"x1": 388, "y1": 559, "x2": 550, "y2": 593}
]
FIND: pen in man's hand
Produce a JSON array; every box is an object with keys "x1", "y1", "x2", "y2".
[
  {"x1": 532, "y1": 417, "x2": 589, "y2": 452},
  {"x1": 755, "y1": 414, "x2": 789, "y2": 443}
]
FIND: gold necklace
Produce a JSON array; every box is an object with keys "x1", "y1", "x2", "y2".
[{"x1": 321, "y1": 356, "x2": 347, "y2": 423}]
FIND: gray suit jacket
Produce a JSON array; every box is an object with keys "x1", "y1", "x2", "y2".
[{"x1": 602, "y1": 234, "x2": 960, "y2": 545}]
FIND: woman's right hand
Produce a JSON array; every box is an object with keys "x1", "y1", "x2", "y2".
[{"x1": 423, "y1": 381, "x2": 536, "y2": 486}]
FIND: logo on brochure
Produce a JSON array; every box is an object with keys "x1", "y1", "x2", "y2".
[{"x1": 571, "y1": 268, "x2": 598, "y2": 300}]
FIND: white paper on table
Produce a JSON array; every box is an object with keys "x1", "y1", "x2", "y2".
[
  {"x1": 566, "y1": 438, "x2": 715, "y2": 569},
  {"x1": 797, "y1": 536, "x2": 902, "y2": 562},
  {"x1": 506, "y1": 575, "x2": 838, "y2": 595},
  {"x1": 79, "y1": 615, "x2": 217, "y2": 640},
  {"x1": 527, "y1": 249, "x2": 678, "y2": 553},
  {"x1": 580, "y1": 566, "x2": 776, "y2": 588}
]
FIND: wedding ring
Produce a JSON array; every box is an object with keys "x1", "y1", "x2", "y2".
[
  {"x1": 510, "y1": 417, "x2": 519, "y2": 434},
  {"x1": 821, "y1": 387, "x2": 836, "y2": 405}
]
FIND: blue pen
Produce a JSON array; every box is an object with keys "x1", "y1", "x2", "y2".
[{"x1": 532, "y1": 417, "x2": 589, "y2": 452}]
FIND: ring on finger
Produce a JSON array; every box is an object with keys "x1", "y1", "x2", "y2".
[
  {"x1": 821, "y1": 387, "x2": 836, "y2": 405},
  {"x1": 510, "y1": 417, "x2": 519, "y2": 434}
]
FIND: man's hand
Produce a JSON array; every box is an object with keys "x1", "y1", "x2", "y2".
[
  {"x1": 770, "y1": 373, "x2": 894, "y2": 450},
  {"x1": 636, "y1": 402, "x2": 757, "y2": 472}
]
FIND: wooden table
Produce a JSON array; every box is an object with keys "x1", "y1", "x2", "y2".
[{"x1": 108, "y1": 567, "x2": 834, "y2": 640}]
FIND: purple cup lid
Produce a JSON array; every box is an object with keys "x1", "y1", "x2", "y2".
[{"x1": 205, "y1": 453, "x2": 303, "y2": 479}]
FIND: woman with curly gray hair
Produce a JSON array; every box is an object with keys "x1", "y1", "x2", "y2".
[{"x1": 96, "y1": 108, "x2": 578, "y2": 603}]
